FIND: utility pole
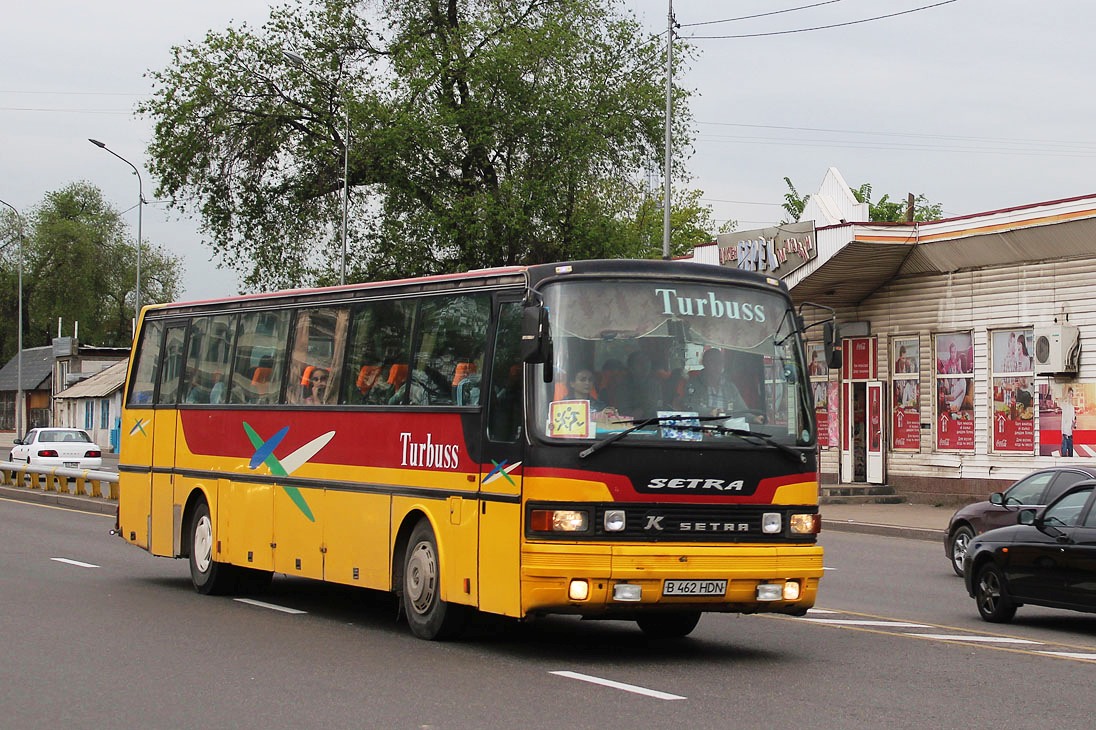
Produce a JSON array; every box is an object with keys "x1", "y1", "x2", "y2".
[{"x1": 662, "y1": 0, "x2": 675, "y2": 260}]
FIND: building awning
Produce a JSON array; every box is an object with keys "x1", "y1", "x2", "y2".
[{"x1": 785, "y1": 194, "x2": 1096, "y2": 310}]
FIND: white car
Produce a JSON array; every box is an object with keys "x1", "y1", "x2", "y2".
[{"x1": 9, "y1": 428, "x2": 104, "y2": 470}]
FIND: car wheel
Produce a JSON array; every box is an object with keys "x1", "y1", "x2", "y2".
[
  {"x1": 637, "y1": 611, "x2": 702, "y2": 638},
  {"x1": 188, "y1": 499, "x2": 238, "y2": 596},
  {"x1": 401, "y1": 520, "x2": 468, "y2": 640},
  {"x1": 949, "y1": 525, "x2": 974, "y2": 577},
  {"x1": 974, "y1": 562, "x2": 1017, "y2": 623}
]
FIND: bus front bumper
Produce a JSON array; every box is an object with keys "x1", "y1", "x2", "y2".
[{"x1": 519, "y1": 542, "x2": 823, "y2": 618}]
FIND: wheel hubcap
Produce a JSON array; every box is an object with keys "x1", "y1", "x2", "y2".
[
  {"x1": 194, "y1": 515, "x2": 213, "y2": 573},
  {"x1": 406, "y1": 540, "x2": 438, "y2": 615},
  {"x1": 952, "y1": 534, "x2": 970, "y2": 569},
  {"x1": 978, "y1": 572, "x2": 1001, "y2": 614}
]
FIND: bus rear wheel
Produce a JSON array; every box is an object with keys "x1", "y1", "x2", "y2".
[
  {"x1": 188, "y1": 499, "x2": 238, "y2": 596},
  {"x1": 636, "y1": 611, "x2": 701, "y2": 638},
  {"x1": 402, "y1": 520, "x2": 468, "y2": 640}
]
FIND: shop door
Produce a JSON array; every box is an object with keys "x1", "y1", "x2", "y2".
[
  {"x1": 840, "y1": 382, "x2": 853, "y2": 481},
  {"x1": 866, "y1": 381, "x2": 885, "y2": 484}
]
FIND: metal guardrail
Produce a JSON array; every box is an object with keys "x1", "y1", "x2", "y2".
[{"x1": 0, "y1": 460, "x2": 118, "y2": 500}]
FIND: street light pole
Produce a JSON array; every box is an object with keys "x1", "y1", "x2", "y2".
[
  {"x1": 0, "y1": 197, "x2": 24, "y2": 437},
  {"x1": 88, "y1": 138, "x2": 143, "y2": 327},
  {"x1": 282, "y1": 49, "x2": 350, "y2": 285}
]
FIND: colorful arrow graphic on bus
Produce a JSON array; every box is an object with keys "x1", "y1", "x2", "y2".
[
  {"x1": 242, "y1": 422, "x2": 336, "y2": 522},
  {"x1": 483, "y1": 459, "x2": 521, "y2": 486}
]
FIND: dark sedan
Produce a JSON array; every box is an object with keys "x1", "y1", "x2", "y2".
[
  {"x1": 963, "y1": 481, "x2": 1096, "y2": 622},
  {"x1": 944, "y1": 466, "x2": 1096, "y2": 575}
]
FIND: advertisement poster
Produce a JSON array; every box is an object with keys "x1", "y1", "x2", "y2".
[
  {"x1": 1038, "y1": 382, "x2": 1094, "y2": 457},
  {"x1": 892, "y1": 379, "x2": 920, "y2": 450},
  {"x1": 935, "y1": 332, "x2": 973, "y2": 374},
  {"x1": 991, "y1": 329, "x2": 1034, "y2": 374},
  {"x1": 992, "y1": 376, "x2": 1034, "y2": 452},
  {"x1": 827, "y1": 382, "x2": 840, "y2": 448},
  {"x1": 813, "y1": 380, "x2": 829, "y2": 447},
  {"x1": 845, "y1": 337, "x2": 875, "y2": 380},
  {"x1": 807, "y1": 344, "x2": 828, "y2": 377},
  {"x1": 893, "y1": 337, "x2": 919, "y2": 374}
]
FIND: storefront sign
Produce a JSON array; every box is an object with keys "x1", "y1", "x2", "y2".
[
  {"x1": 992, "y1": 376, "x2": 1034, "y2": 452},
  {"x1": 713, "y1": 221, "x2": 817, "y2": 279},
  {"x1": 843, "y1": 337, "x2": 876, "y2": 380}
]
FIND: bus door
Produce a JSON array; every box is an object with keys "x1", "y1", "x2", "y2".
[
  {"x1": 150, "y1": 322, "x2": 187, "y2": 556},
  {"x1": 476, "y1": 298, "x2": 524, "y2": 617}
]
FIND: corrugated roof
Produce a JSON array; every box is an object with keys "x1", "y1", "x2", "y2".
[
  {"x1": 0, "y1": 346, "x2": 54, "y2": 391},
  {"x1": 55, "y1": 359, "x2": 128, "y2": 399}
]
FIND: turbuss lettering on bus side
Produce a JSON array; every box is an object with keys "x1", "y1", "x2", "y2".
[{"x1": 115, "y1": 259, "x2": 837, "y2": 640}]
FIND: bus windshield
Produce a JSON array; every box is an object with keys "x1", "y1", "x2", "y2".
[{"x1": 533, "y1": 278, "x2": 812, "y2": 446}]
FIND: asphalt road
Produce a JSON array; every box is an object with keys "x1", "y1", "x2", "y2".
[{"x1": 3, "y1": 497, "x2": 1095, "y2": 729}]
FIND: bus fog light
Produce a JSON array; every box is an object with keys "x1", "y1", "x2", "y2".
[
  {"x1": 762, "y1": 513, "x2": 782, "y2": 533},
  {"x1": 790, "y1": 513, "x2": 820, "y2": 534},
  {"x1": 757, "y1": 583, "x2": 782, "y2": 601},
  {"x1": 569, "y1": 580, "x2": 589, "y2": 601},
  {"x1": 613, "y1": 583, "x2": 642, "y2": 602},
  {"x1": 604, "y1": 510, "x2": 626, "y2": 532},
  {"x1": 783, "y1": 581, "x2": 801, "y2": 600}
]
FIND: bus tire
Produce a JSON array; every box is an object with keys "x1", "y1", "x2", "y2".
[
  {"x1": 402, "y1": 520, "x2": 468, "y2": 640},
  {"x1": 636, "y1": 611, "x2": 701, "y2": 638},
  {"x1": 188, "y1": 499, "x2": 237, "y2": 596}
]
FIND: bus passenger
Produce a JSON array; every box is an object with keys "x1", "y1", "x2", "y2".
[
  {"x1": 615, "y1": 350, "x2": 661, "y2": 418},
  {"x1": 683, "y1": 348, "x2": 748, "y2": 417}
]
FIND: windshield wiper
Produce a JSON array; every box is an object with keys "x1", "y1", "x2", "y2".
[{"x1": 578, "y1": 415, "x2": 727, "y2": 459}]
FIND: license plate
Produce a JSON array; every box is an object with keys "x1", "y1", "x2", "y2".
[
  {"x1": 662, "y1": 579, "x2": 727, "y2": 597},
  {"x1": 64, "y1": 462, "x2": 78, "y2": 468}
]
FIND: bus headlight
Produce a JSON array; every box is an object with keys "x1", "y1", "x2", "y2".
[
  {"x1": 762, "y1": 513, "x2": 782, "y2": 533},
  {"x1": 531, "y1": 509, "x2": 589, "y2": 532},
  {"x1": 604, "y1": 510, "x2": 626, "y2": 532},
  {"x1": 789, "y1": 513, "x2": 821, "y2": 534}
]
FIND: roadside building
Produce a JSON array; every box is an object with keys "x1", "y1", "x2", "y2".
[
  {"x1": 692, "y1": 168, "x2": 1091, "y2": 503},
  {"x1": 54, "y1": 359, "x2": 127, "y2": 453},
  {"x1": 0, "y1": 345, "x2": 54, "y2": 432}
]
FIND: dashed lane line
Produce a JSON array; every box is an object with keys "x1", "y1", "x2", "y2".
[
  {"x1": 550, "y1": 671, "x2": 686, "y2": 701},
  {"x1": 50, "y1": 557, "x2": 99, "y2": 568},
  {"x1": 234, "y1": 598, "x2": 308, "y2": 615}
]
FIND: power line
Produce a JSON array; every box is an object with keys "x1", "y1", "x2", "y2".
[
  {"x1": 681, "y1": 1, "x2": 847, "y2": 28},
  {"x1": 685, "y1": 1, "x2": 959, "y2": 40}
]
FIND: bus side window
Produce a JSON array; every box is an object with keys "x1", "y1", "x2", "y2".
[
  {"x1": 285, "y1": 306, "x2": 349, "y2": 406},
  {"x1": 487, "y1": 302, "x2": 523, "y2": 441},
  {"x1": 230, "y1": 310, "x2": 291, "y2": 404},
  {"x1": 156, "y1": 324, "x2": 188, "y2": 405},
  {"x1": 407, "y1": 293, "x2": 490, "y2": 407},
  {"x1": 342, "y1": 299, "x2": 415, "y2": 405},
  {"x1": 127, "y1": 320, "x2": 164, "y2": 407}
]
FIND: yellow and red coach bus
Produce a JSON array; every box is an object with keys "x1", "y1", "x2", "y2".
[{"x1": 117, "y1": 259, "x2": 834, "y2": 639}]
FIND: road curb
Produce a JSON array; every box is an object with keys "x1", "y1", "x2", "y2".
[
  {"x1": 0, "y1": 484, "x2": 116, "y2": 516},
  {"x1": 822, "y1": 519, "x2": 943, "y2": 542}
]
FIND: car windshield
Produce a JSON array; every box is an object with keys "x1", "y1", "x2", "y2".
[
  {"x1": 531, "y1": 279, "x2": 812, "y2": 446},
  {"x1": 40, "y1": 430, "x2": 91, "y2": 443}
]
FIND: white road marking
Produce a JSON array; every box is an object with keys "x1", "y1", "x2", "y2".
[
  {"x1": 806, "y1": 608, "x2": 838, "y2": 614},
  {"x1": 50, "y1": 557, "x2": 99, "y2": 568},
  {"x1": 1039, "y1": 651, "x2": 1096, "y2": 661},
  {"x1": 550, "y1": 671, "x2": 686, "y2": 701},
  {"x1": 234, "y1": 598, "x2": 307, "y2": 615},
  {"x1": 803, "y1": 619, "x2": 931, "y2": 628},
  {"x1": 910, "y1": 634, "x2": 1041, "y2": 644}
]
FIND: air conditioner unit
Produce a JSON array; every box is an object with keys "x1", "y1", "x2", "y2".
[{"x1": 1033, "y1": 325, "x2": 1080, "y2": 374}]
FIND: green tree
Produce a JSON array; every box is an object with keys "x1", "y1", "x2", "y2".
[
  {"x1": 0, "y1": 182, "x2": 183, "y2": 356},
  {"x1": 140, "y1": 0, "x2": 697, "y2": 290},
  {"x1": 780, "y1": 176, "x2": 809, "y2": 224},
  {"x1": 851, "y1": 183, "x2": 943, "y2": 223}
]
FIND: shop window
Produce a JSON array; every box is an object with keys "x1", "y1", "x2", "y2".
[
  {"x1": 891, "y1": 336, "x2": 921, "y2": 451},
  {"x1": 990, "y1": 328, "x2": 1034, "y2": 454},
  {"x1": 934, "y1": 332, "x2": 974, "y2": 451}
]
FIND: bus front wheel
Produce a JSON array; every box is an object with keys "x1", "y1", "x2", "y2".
[
  {"x1": 402, "y1": 520, "x2": 468, "y2": 640},
  {"x1": 188, "y1": 499, "x2": 237, "y2": 596},
  {"x1": 636, "y1": 611, "x2": 701, "y2": 638}
]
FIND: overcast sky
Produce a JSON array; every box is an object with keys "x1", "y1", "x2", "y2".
[{"x1": 3, "y1": 1, "x2": 1094, "y2": 302}]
